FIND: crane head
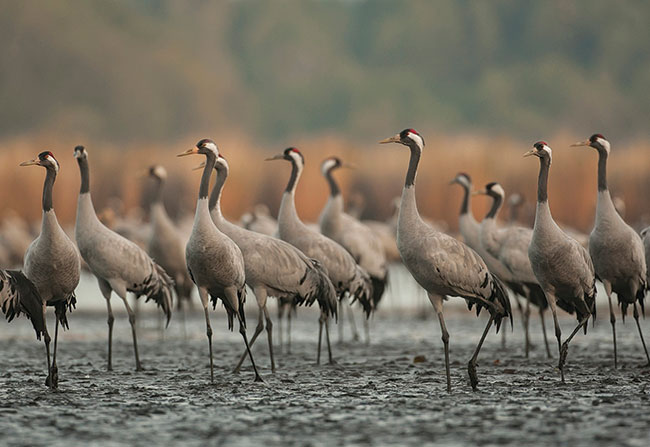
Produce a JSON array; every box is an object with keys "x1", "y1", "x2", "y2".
[
  {"x1": 148, "y1": 165, "x2": 168, "y2": 180},
  {"x1": 379, "y1": 128, "x2": 425, "y2": 151},
  {"x1": 266, "y1": 147, "x2": 304, "y2": 165},
  {"x1": 20, "y1": 151, "x2": 60, "y2": 173},
  {"x1": 449, "y1": 172, "x2": 471, "y2": 187},
  {"x1": 473, "y1": 182, "x2": 505, "y2": 199},
  {"x1": 177, "y1": 138, "x2": 219, "y2": 157},
  {"x1": 73, "y1": 145, "x2": 87, "y2": 160},
  {"x1": 571, "y1": 133, "x2": 610, "y2": 154},
  {"x1": 524, "y1": 141, "x2": 552, "y2": 161},
  {"x1": 321, "y1": 156, "x2": 355, "y2": 176}
]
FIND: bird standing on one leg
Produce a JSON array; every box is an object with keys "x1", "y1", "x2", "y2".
[
  {"x1": 525, "y1": 141, "x2": 596, "y2": 381},
  {"x1": 21, "y1": 151, "x2": 80, "y2": 388},
  {"x1": 572, "y1": 134, "x2": 648, "y2": 367},
  {"x1": 380, "y1": 129, "x2": 511, "y2": 392}
]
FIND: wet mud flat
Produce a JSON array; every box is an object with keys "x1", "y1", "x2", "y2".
[{"x1": 1, "y1": 308, "x2": 650, "y2": 447}]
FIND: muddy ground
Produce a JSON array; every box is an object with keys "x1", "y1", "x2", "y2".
[{"x1": 1, "y1": 298, "x2": 650, "y2": 446}]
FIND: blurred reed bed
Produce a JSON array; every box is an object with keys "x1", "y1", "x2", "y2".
[{"x1": 1, "y1": 131, "x2": 649, "y2": 232}]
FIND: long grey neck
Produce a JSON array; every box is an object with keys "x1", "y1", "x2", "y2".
[
  {"x1": 285, "y1": 160, "x2": 302, "y2": 193},
  {"x1": 597, "y1": 150, "x2": 608, "y2": 192},
  {"x1": 537, "y1": 157, "x2": 550, "y2": 203},
  {"x1": 325, "y1": 168, "x2": 340, "y2": 197},
  {"x1": 485, "y1": 195, "x2": 503, "y2": 219},
  {"x1": 405, "y1": 143, "x2": 421, "y2": 187},
  {"x1": 199, "y1": 154, "x2": 216, "y2": 200},
  {"x1": 459, "y1": 183, "x2": 471, "y2": 215},
  {"x1": 77, "y1": 157, "x2": 90, "y2": 194},
  {"x1": 152, "y1": 178, "x2": 164, "y2": 203},
  {"x1": 209, "y1": 165, "x2": 228, "y2": 220},
  {"x1": 42, "y1": 168, "x2": 56, "y2": 212}
]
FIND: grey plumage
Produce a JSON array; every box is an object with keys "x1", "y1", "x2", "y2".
[
  {"x1": 179, "y1": 139, "x2": 262, "y2": 383},
  {"x1": 380, "y1": 129, "x2": 511, "y2": 392},
  {"x1": 204, "y1": 155, "x2": 336, "y2": 372},
  {"x1": 526, "y1": 141, "x2": 596, "y2": 381},
  {"x1": 240, "y1": 204, "x2": 278, "y2": 237},
  {"x1": 269, "y1": 147, "x2": 372, "y2": 364},
  {"x1": 319, "y1": 157, "x2": 388, "y2": 311},
  {"x1": 73, "y1": 146, "x2": 173, "y2": 372},
  {"x1": 573, "y1": 134, "x2": 648, "y2": 367},
  {"x1": 146, "y1": 165, "x2": 193, "y2": 312},
  {"x1": 641, "y1": 226, "x2": 650, "y2": 287},
  {"x1": 21, "y1": 151, "x2": 81, "y2": 388}
]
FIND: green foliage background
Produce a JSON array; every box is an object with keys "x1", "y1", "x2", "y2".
[{"x1": 1, "y1": 0, "x2": 648, "y2": 143}]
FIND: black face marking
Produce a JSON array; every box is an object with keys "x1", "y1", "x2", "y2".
[
  {"x1": 457, "y1": 172, "x2": 471, "y2": 182},
  {"x1": 196, "y1": 138, "x2": 214, "y2": 148},
  {"x1": 589, "y1": 133, "x2": 605, "y2": 144},
  {"x1": 486, "y1": 182, "x2": 498, "y2": 190},
  {"x1": 283, "y1": 147, "x2": 304, "y2": 163}
]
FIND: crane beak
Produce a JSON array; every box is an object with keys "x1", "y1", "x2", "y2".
[
  {"x1": 177, "y1": 148, "x2": 199, "y2": 157},
  {"x1": 192, "y1": 161, "x2": 206, "y2": 171},
  {"x1": 472, "y1": 189, "x2": 486, "y2": 196},
  {"x1": 449, "y1": 178, "x2": 459, "y2": 185},
  {"x1": 522, "y1": 149, "x2": 537, "y2": 158},
  {"x1": 265, "y1": 154, "x2": 284, "y2": 161},
  {"x1": 341, "y1": 162, "x2": 357, "y2": 169},
  {"x1": 19, "y1": 158, "x2": 39, "y2": 167},
  {"x1": 379, "y1": 134, "x2": 401, "y2": 144},
  {"x1": 570, "y1": 140, "x2": 590, "y2": 147}
]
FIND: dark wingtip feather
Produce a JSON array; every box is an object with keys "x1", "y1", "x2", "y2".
[
  {"x1": 135, "y1": 263, "x2": 174, "y2": 326},
  {"x1": 1, "y1": 270, "x2": 45, "y2": 340}
]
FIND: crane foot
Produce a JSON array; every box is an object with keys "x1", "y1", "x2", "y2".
[{"x1": 468, "y1": 360, "x2": 479, "y2": 391}]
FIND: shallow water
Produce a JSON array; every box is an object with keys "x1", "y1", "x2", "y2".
[{"x1": 2, "y1": 301, "x2": 650, "y2": 447}]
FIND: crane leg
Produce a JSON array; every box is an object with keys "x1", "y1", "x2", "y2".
[
  {"x1": 277, "y1": 301, "x2": 285, "y2": 351},
  {"x1": 337, "y1": 299, "x2": 345, "y2": 343},
  {"x1": 198, "y1": 288, "x2": 214, "y2": 384},
  {"x1": 468, "y1": 315, "x2": 494, "y2": 392},
  {"x1": 237, "y1": 315, "x2": 263, "y2": 383},
  {"x1": 117, "y1": 292, "x2": 143, "y2": 371},
  {"x1": 233, "y1": 306, "x2": 264, "y2": 373},
  {"x1": 264, "y1": 306, "x2": 276, "y2": 372},
  {"x1": 46, "y1": 318, "x2": 60, "y2": 389},
  {"x1": 346, "y1": 298, "x2": 359, "y2": 342},
  {"x1": 633, "y1": 302, "x2": 650, "y2": 366},
  {"x1": 364, "y1": 318, "x2": 370, "y2": 346},
  {"x1": 559, "y1": 313, "x2": 590, "y2": 377},
  {"x1": 604, "y1": 281, "x2": 618, "y2": 368},
  {"x1": 98, "y1": 279, "x2": 114, "y2": 371},
  {"x1": 540, "y1": 308, "x2": 552, "y2": 358},
  {"x1": 524, "y1": 297, "x2": 531, "y2": 358},
  {"x1": 429, "y1": 294, "x2": 451, "y2": 393},
  {"x1": 287, "y1": 305, "x2": 293, "y2": 354},
  {"x1": 324, "y1": 313, "x2": 335, "y2": 364},
  {"x1": 546, "y1": 293, "x2": 564, "y2": 382},
  {"x1": 41, "y1": 302, "x2": 52, "y2": 386},
  {"x1": 317, "y1": 312, "x2": 324, "y2": 365}
]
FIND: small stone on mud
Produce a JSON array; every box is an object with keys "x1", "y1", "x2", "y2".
[{"x1": 413, "y1": 355, "x2": 426, "y2": 364}]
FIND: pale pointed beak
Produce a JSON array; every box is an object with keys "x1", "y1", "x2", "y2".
[
  {"x1": 379, "y1": 134, "x2": 401, "y2": 144},
  {"x1": 192, "y1": 161, "x2": 206, "y2": 171},
  {"x1": 570, "y1": 140, "x2": 590, "y2": 147},
  {"x1": 523, "y1": 149, "x2": 537, "y2": 158},
  {"x1": 472, "y1": 190, "x2": 486, "y2": 196},
  {"x1": 265, "y1": 154, "x2": 284, "y2": 161},
  {"x1": 449, "y1": 178, "x2": 459, "y2": 185},
  {"x1": 177, "y1": 148, "x2": 198, "y2": 157},
  {"x1": 341, "y1": 162, "x2": 357, "y2": 169},
  {"x1": 19, "y1": 159, "x2": 39, "y2": 167}
]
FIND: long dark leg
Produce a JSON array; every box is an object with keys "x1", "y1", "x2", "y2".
[
  {"x1": 120, "y1": 294, "x2": 142, "y2": 371},
  {"x1": 524, "y1": 297, "x2": 531, "y2": 358},
  {"x1": 324, "y1": 313, "x2": 334, "y2": 364},
  {"x1": 540, "y1": 308, "x2": 552, "y2": 358},
  {"x1": 41, "y1": 303, "x2": 51, "y2": 384},
  {"x1": 605, "y1": 282, "x2": 617, "y2": 368},
  {"x1": 237, "y1": 315, "x2": 263, "y2": 382},
  {"x1": 364, "y1": 318, "x2": 370, "y2": 346},
  {"x1": 317, "y1": 312, "x2": 324, "y2": 365},
  {"x1": 263, "y1": 306, "x2": 276, "y2": 372},
  {"x1": 99, "y1": 280, "x2": 114, "y2": 371},
  {"x1": 277, "y1": 301, "x2": 285, "y2": 351},
  {"x1": 233, "y1": 306, "x2": 264, "y2": 373},
  {"x1": 46, "y1": 318, "x2": 60, "y2": 389},
  {"x1": 199, "y1": 289, "x2": 214, "y2": 383},
  {"x1": 559, "y1": 313, "x2": 590, "y2": 377},
  {"x1": 546, "y1": 293, "x2": 564, "y2": 382},
  {"x1": 468, "y1": 315, "x2": 494, "y2": 391},
  {"x1": 287, "y1": 305, "x2": 293, "y2": 354},
  {"x1": 633, "y1": 302, "x2": 650, "y2": 366},
  {"x1": 337, "y1": 299, "x2": 344, "y2": 342},
  {"x1": 429, "y1": 294, "x2": 451, "y2": 393}
]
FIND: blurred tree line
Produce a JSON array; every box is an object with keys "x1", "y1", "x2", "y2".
[{"x1": 0, "y1": 0, "x2": 648, "y2": 144}]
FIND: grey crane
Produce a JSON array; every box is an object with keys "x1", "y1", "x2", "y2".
[
  {"x1": 641, "y1": 227, "x2": 650, "y2": 288},
  {"x1": 197, "y1": 155, "x2": 337, "y2": 372},
  {"x1": 240, "y1": 204, "x2": 278, "y2": 237},
  {"x1": 177, "y1": 139, "x2": 262, "y2": 382},
  {"x1": 319, "y1": 156, "x2": 388, "y2": 341},
  {"x1": 380, "y1": 129, "x2": 511, "y2": 392},
  {"x1": 267, "y1": 147, "x2": 372, "y2": 364},
  {"x1": 525, "y1": 141, "x2": 597, "y2": 381},
  {"x1": 476, "y1": 182, "x2": 558, "y2": 358},
  {"x1": 21, "y1": 151, "x2": 80, "y2": 388},
  {"x1": 73, "y1": 146, "x2": 173, "y2": 372},
  {"x1": 572, "y1": 134, "x2": 649, "y2": 367},
  {"x1": 146, "y1": 166, "x2": 194, "y2": 318}
]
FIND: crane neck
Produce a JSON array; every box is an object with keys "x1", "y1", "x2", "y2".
[
  {"x1": 597, "y1": 150, "x2": 608, "y2": 192},
  {"x1": 151, "y1": 177, "x2": 164, "y2": 204},
  {"x1": 459, "y1": 182, "x2": 471, "y2": 216},
  {"x1": 536, "y1": 156, "x2": 550, "y2": 203},
  {"x1": 199, "y1": 153, "x2": 216, "y2": 200},
  {"x1": 285, "y1": 158, "x2": 303, "y2": 194},
  {"x1": 325, "y1": 167, "x2": 340, "y2": 197},
  {"x1": 404, "y1": 143, "x2": 421, "y2": 188},
  {"x1": 485, "y1": 194, "x2": 503, "y2": 219},
  {"x1": 77, "y1": 157, "x2": 90, "y2": 194},
  {"x1": 42, "y1": 167, "x2": 57, "y2": 212},
  {"x1": 209, "y1": 164, "x2": 228, "y2": 221}
]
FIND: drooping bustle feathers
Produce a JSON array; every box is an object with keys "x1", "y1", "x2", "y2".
[
  {"x1": 0, "y1": 270, "x2": 45, "y2": 340},
  {"x1": 129, "y1": 262, "x2": 174, "y2": 326}
]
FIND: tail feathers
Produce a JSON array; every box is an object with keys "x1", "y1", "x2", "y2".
[
  {"x1": 491, "y1": 274, "x2": 512, "y2": 333},
  {"x1": 211, "y1": 286, "x2": 246, "y2": 331},
  {"x1": 132, "y1": 262, "x2": 174, "y2": 326},
  {"x1": 0, "y1": 270, "x2": 45, "y2": 340},
  {"x1": 349, "y1": 265, "x2": 373, "y2": 318},
  {"x1": 370, "y1": 273, "x2": 388, "y2": 309},
  {"x1": 309, "y1": 259, "x2": 338, "y2": 321}
]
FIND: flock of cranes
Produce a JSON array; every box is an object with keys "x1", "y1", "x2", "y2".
[{"x1": 1, "y1": 130, "x2": 649, "y2": 393}]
